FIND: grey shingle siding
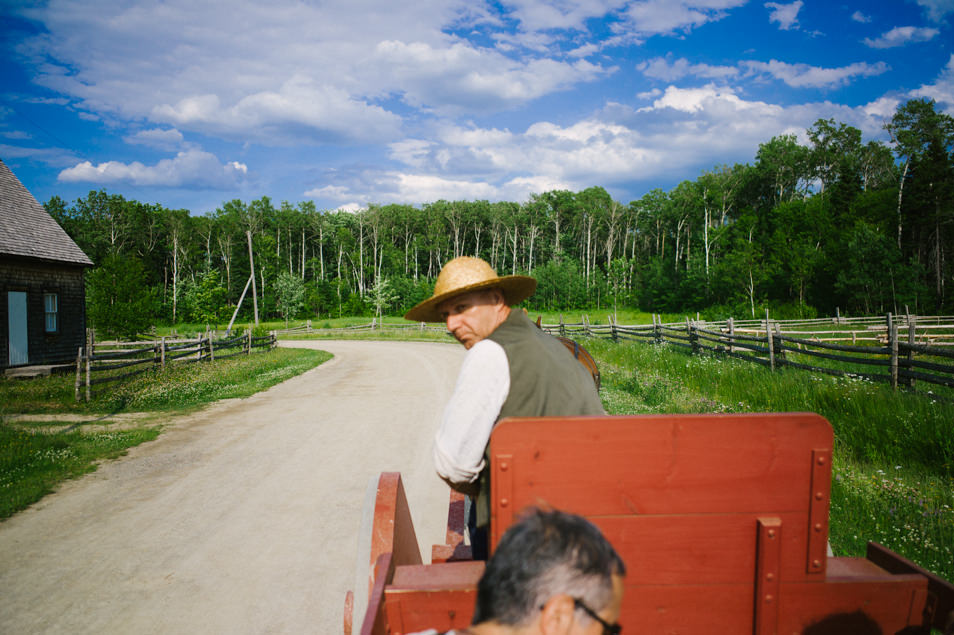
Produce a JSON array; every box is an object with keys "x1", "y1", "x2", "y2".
[{"x1": 0, "y1": 158, "x2": 93, "y2": 266}]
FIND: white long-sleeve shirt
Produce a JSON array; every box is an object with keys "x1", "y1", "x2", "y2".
[{"x1": 432, "y1": 339, "x2": 510, "y2": 485}]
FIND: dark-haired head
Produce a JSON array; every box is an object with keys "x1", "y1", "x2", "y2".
[{"x1": 472, "y1": 508, "x2": 626, "y2": 629}]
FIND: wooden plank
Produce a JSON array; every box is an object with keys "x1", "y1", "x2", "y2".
[
  {"x1": 390, "y1": 561, "x2": 485, "y2": 590},
  {"x1": 755, "y1": 517, "x2": 782, "y2": 635},
  {"x1": 589, "y1": 512, "x2": 814, "y2": 584},
  {"x1": 866, "y1": 542, "x2": 954, "y2": 631},
  {"x1": 360, "y1": 553, "x2": 395, "y2": 635},
  {"x1": 489, "y1": 413, "x2": 832, "y2": 520},
  {"x1": 619, "y1": 584, "x2": 754, "y2": 633},
  {"x1": 778, "y1": 574, "x2": 928, "y2": 633},
  {"x1": 384, "y1": 589, "x2": 478, "y2": 634},
  {"x1": 807, "y1": 449, "x2": 831, "y2": 576},
  {"x1": 368, "y1": 473, "x2": 422, "y2": 597}
]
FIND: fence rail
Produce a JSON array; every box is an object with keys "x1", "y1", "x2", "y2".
[
  {"x1": 538, "y1": 313, "x2": 954, "y2": 392},
  {"x1": 74, "y1": 329, "x2": 277, "y2": 402},
  {"x1": 267, "y1": 312, "x2": 954, "y2": 392}
]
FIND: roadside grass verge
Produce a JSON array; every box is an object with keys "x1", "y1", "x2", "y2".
[
  {"x1": 0, "y1": 348, "x2": 331, "y2": 519},
  {"x1": 588, "y1": 338, "x2": 953, "y2": 581},
  {"x1": 0, "y1": 426, "x2": 160, "y2": 519},
  {"x1": 0, "y1": 348, "x2": 331, "y2": 415}
]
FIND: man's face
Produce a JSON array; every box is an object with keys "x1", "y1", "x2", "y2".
[{"x1": 437, "y1": 289, "x2": 506, "y2": 350}]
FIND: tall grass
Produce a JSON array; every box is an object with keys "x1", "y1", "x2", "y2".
[{"x1": 587, "y1": 338, "x2": 953, "y2": 581}]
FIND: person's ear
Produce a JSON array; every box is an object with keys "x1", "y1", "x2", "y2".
[{"x1": 538, "y1": 594, "x2": 575, "y2": 635}]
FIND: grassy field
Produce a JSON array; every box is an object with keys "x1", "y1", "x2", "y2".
[
  {"x1": 0, "y1": 348, "x2": 331, "y2": 519},
  {"x1": 589, "y1": 338, "x2": 953, "y2": 581}
]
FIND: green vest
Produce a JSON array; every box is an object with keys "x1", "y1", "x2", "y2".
[{"x1": 475, "y1": 310, "x2": 604, "y2": 527}]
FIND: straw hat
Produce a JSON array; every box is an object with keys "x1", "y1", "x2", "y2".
[{"x1": 404, "y1": 257, "x2": 536, "y2": 322}]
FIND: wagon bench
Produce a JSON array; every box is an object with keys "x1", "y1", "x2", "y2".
[{"x1": 350, "y1": 412, "x2": 953, "y2": 634}]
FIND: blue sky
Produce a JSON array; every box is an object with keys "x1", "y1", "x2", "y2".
[{"x1": 1, "y1": 0, "x2": 952, "y2": 214}]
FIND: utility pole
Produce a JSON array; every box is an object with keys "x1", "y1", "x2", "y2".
[{"x1": 247, "y1": 230, "x2": 259, "y2": 325}]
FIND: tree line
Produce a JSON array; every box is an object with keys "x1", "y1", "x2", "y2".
[{"x1": 46, "y1": 98, "x2": 954, "y2": 338}]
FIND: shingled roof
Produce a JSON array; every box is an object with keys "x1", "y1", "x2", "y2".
[{"x1": 0, "y1": 158, "x2": 93, "y2": 266}]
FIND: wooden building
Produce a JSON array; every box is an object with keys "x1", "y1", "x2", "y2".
[{"x1": 1, "y1": 158, "x2": 93, "y2": 371}]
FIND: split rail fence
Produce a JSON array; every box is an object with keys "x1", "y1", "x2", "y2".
[
  {"x1": 540, "y1": 313, "x2": 954, "y2": 392},
  {"x1": 269, "y1": 313, "x2": 954, "y2": 391},
  {"x1": 74, "y1": 329, "x2": 277, "y2": 402}
]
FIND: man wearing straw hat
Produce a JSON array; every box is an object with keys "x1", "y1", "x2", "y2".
[{"x1": 405, "y1": 256, "x2": 604, "y2": 558}]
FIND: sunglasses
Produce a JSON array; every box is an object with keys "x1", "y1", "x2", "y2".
[{"x1": 574, "y1": 597, "x2": 622, "y2": 635}]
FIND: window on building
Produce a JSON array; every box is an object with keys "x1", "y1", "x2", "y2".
[{"x1": 44, "y1": 293, "x2": 58, "y2": 333}]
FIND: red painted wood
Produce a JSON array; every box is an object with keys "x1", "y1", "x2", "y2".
[
  {"x1": 866, "y1": 541, "x2": 954, "y2": 631},
  {"x1": 489, "y1": 413, "x2": 832, "y2": 524},
  {"x1": 778, "y1": 574, "x2": 928, "y2": 633},
  {"x1": 807, "y1": 448, "x2": 832, "y2": 576},
  {"x1": 390, "y1": 561, "x2": 485, "y2": 590},
  {"x1": 588, "y1": 512, "x2": 812, "y2": 584},
  {"x1": 343, "y1": 590, "x2": 353, "y2": 635},
  {"x1": 369, "y1": 473, "x2": 422, "y2": 595},
  {"x1": 491, "y1": 453, "x2": 513, "y2": 550},
  {"x1": 360, "y1": 553, "x2": 395, "y2": 635},
  {"x1": 755, "y1": 517, "x2": 782, "y2": 635},
  {"x1": 619, "y1": 584, "x2": 754, "y2": 632},
  {"x1": 384, "y1": 590, "x2": 478, "y2": 634},
  {"x1": 353, "y1": 414, "x2": 935, "y2": 634}
]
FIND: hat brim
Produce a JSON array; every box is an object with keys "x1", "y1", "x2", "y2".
[{"x1": 404, "y1": 275, "x2": 537, "y2": 323}]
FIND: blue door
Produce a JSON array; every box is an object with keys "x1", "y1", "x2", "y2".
[{"x1": 8, "y1": 291, "x2": 28, "y2": 366}]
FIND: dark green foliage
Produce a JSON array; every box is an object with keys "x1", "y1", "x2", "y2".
[{"x1": 86, "y1": 254, "x2": 158, "y2": 339}]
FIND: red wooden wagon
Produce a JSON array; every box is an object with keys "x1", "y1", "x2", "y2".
[{"x1": 346, "y1": 413, "x2": 953, "y2": 635}]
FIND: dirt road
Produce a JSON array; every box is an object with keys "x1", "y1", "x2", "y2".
[{"x1": 0, "y1": 340, "x2": 464, "y2": 634}]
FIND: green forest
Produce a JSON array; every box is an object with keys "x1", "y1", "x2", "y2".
[{"x1": 46, "y1": 98, "x2": 954, "y2": 338}]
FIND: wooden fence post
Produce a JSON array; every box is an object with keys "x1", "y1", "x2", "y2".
[
  {"x1": 888, "y1": 313, "x2": 898, "y2": 390},
  {"x1": 160, "y1": 337, "x2": 166, "y2": 369},
  {"x1": 765, "y1": 309, "x2": 775, "y2": 371},
  {"x1": 774, "y1": 322, "x2": 785, "y2": 362},
  {"x1": 686, "y1": 317, "x2": 697, "y2": 355},
  {"x1": 727, "y1": 317, "x2": 735, "y2": 353},
  {"x1": 74, "y1": 346, "x2": 83, "y2": 402},
  {"x1": 654, "y1": 314, "x2": 661, "y2": 344},
  {"x1": 85, "y1": 328, "x2": 93, "y2": 402},
  {"x1": 559, "y1": 314, "x2": 565, "y2": 338},
  {"x1": 208, "y1": 329, "x2": 215, "y2": 361},
  {"x1": 611, "y1": 315, "x2": 618, "y2": 343},
  {"x1": 246, "y1": 329, "x2": 252, "y2": 355},
  {"x1": 907, "y1": 317, "x2": 916, "y2": 388}
]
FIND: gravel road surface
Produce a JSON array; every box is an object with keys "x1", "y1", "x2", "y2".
[{"x1": 0, "y1": 340, "x2": 464, "y2": 634}]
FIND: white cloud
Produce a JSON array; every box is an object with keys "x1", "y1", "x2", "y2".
[
  {"x1": 57, "y1": 149, "x2": 248, "y2": 189},
  {"x1": 765, "y1": 1, "x2": 802, "y2": 30},
  {"x1": 373, "y1": 40, "x2": 610, "y2": 113},
  {"x1": 863, "y1": 26, "x2": 939, "y2": 49},
  {"x1": 638, "y1": 57, "x2": 738, "y2": 81},
  {"x1": 152, "y1": 77, "x2": 403, "y2": 145},
  {"x1": 615, "y1": 0, "x2": 747, "y2": 38},
  {"x1": 123, "y1": 128, "x2": 184, "y2": 151},
  {"x1": 498, "y1": 0, "x2": 626, "y2": 32},
  {"x1": 915, "y1": 0, "x2": 954, "y2": 22},
  {"x1": 910, "y1": 54, "x2": 954, "y2": 110},
  {"x1": 851, "y1": 11, "x2": 870, "y2": 23},
  {"x1": 16, "y1": 0, "x2": 614, "y2": 146},
  {"x1": 742, "y1": 60, "x2": 889, "y2": 88}
]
